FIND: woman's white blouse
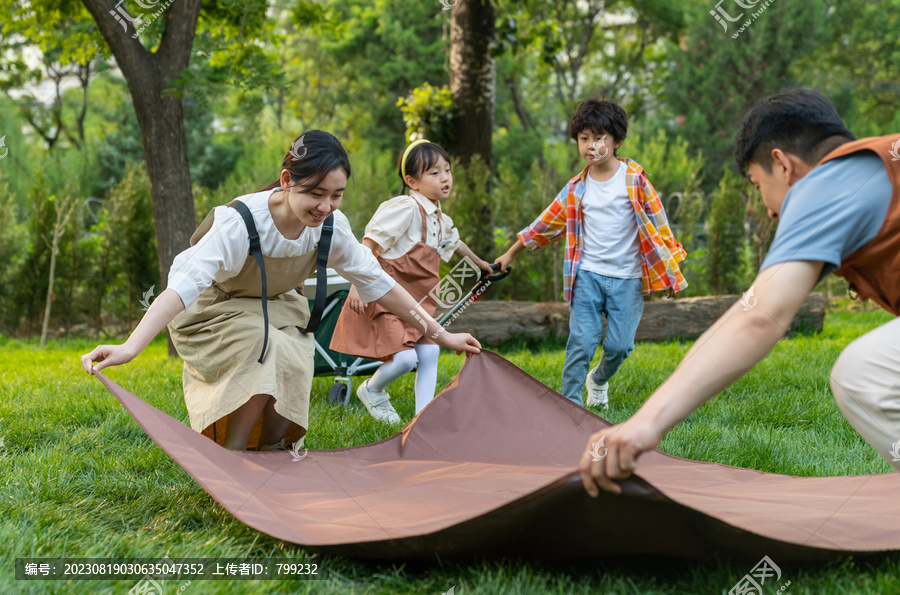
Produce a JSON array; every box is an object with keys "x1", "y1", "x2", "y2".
[{"x1": 167, "y1": 189, "x2": 395, "y2": 310}]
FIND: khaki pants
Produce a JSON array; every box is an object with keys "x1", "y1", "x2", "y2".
[{"x1": 830, "y1": 315, "x2": 900, "y2": 471}]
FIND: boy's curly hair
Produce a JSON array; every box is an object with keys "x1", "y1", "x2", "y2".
[{"x1": 568, "y1": 98, "x2": 628, "y2": 149}]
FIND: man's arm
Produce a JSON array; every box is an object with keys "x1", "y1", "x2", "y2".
[{"x1": 579, "y1": 260, "x2": 824, "y2": 495}]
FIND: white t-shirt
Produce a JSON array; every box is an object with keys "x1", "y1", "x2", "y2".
[
  {"x1": 167, "y1": 189, "x2": 396, "y2": 310},
  {"x1": 578, "y1": 161, "x2": 643, "y2": 279}
]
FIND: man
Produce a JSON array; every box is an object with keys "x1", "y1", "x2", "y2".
[{"x1": 580, "y1": 88, "x2": 900, "y2": 496}]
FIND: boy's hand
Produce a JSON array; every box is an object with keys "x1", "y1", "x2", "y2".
[
  {"x1": 494, "y1": 253, "x2": 514, "y2": 273},
  {"x1": 578, "y1": 418, "x2": 663, "y2": 496},
  {"x1": 346, "y1": 285, "x2": 365, "y2": 314}
]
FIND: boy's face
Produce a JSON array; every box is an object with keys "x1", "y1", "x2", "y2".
[{"x1": 576, "y1": 129, "x2": 621, "y2": 167}]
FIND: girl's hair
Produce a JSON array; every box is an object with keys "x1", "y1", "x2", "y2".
[
  {"x1": 258, "y1": 130, "x2": 351, "y2": 192},
  {"x1": 397, "y1": 141, "x2": 451, "y2": 192}
]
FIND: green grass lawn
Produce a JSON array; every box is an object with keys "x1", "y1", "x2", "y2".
[{"x1": 1, "y1": 307, "x2": 899, "y2": 594}]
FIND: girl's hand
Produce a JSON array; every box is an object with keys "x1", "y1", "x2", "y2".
[
  {"x1": 475, "y1": 258, "x2": 493, "y2": 275},
  {"x1": 80, "y1": 343, "x2": 139, "y2": 375},
  {"x1": 346, "y1": 285, "x2": 365, "y2": 314},
  {"x1": 436, "y1": 330, "x2": 481, "y2": 356}
]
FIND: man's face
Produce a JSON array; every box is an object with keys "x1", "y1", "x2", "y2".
[{"x1": 747, "y1": 160, "x2": 791, "y2": 219}]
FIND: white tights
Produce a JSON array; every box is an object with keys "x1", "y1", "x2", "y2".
[{"x1": 368, "y1": 343, "x2": 440, "y2": 414}]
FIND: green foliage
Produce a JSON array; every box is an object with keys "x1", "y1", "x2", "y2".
[
  {"x1": 98, "y1": 165, "x2": 160, "y2": 328},
  {"x1": 666, "y1": 0, "x2": 830, "y2": 184},
  {"x1": 397, "y1": 83, "x2": 456, "y2": 150},
  {"x1": 705, "y1": 166, "x2": 749, "y2": 294}
]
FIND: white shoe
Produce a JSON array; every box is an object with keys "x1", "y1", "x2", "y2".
[
  {"x1": 357, "y1": 380, "x2": 401, "y2": 424},
  {"x1": 585, "y1": 366, "x2": 609, "y2": 409}
]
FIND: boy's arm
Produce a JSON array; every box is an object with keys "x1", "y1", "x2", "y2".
[
  {"x1": 497, "y1": 184, "x2": 570, "y2": 270},
  {"x1": 579, "y1": 259, "x2": 823, "y2": 495},
  {"x1": 495, "y1": 239, "x2": 525, "y2": 272},
  {"x1": 640, "y1": 174, "x2": 687, "y2": 262},
  {"x1": 454, "y1": 241, "x2": 493, "y2": 273}
]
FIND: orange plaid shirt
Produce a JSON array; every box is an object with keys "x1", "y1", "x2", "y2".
[{"x1": 518, "y1": 159, "x2": 688, "y2": 301}]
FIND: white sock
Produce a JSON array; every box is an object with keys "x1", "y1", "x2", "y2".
[
  {"x1": 368, "y1": 349, "x2": 417, "y2": 394},
  {"x1": 413, "y1": 343, "x2": 440, "y2": 414}
]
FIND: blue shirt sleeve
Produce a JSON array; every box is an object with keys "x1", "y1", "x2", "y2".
[{"x1": 759, "y1": 152, "x2": 892, "y2": 281}]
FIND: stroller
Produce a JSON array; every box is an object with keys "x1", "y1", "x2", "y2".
[{"x1": 305, "y1": 263, "x2": 509, "y2": 406}]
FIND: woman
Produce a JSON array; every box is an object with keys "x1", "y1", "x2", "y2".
[{"x1": 80, "y1": 130, "x2": 480, "y2": 450}]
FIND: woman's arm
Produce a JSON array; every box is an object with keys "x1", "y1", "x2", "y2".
[
  {"x1": 80, "y1": 288, "x2": 186, "y2": 374},
  {"x1": 346, "y1": 238, "x2": 381, "y2": 314},
  {"x1": 375, "y1": 284, "x2": 481, "y2": 355}
]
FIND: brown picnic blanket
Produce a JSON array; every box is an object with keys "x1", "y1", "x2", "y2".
[{"x1": 95, "y1": 351, "x2": 900, "y2": 562}]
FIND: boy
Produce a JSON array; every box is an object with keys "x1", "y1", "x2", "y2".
[
  {"x1": 580, "y1": 88, "x2": 900, "y2": 495},
  {"x1": 496, "y1": 98, "x2": 687, "y2": 408}
]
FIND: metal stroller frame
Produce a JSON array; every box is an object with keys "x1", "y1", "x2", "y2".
[{"x1": 308, "y1": 264, "x2": 510, "y2": 406}]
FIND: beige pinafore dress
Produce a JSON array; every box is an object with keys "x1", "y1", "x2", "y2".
[
  {"x1": 168, "y1": 202, "x2": 318, "y2": 450},
  {"x1": 330, "y1": 201, "x2": 441, "y2": 361}
]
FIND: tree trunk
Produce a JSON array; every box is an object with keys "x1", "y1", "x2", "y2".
[
  {"x1": 449, "y1": 0, "x2": 495, "y2": 168},
  {"x1": 40, "y1": 197, "x2": 78, "y2": 347},
  {"x1": 449, "y1": 0, "x2": 496, "y2": 260},
  {"x1": 439, "y1": 294, "x2": 828, "y2": 346},
  {"x1": 81, "y1": 0, "x2": 202, "y2": 356}
]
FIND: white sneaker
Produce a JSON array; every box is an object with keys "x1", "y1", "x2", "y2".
[
  {"x1": 585, "y1": 366, "x2": 609, "y2": 409},
  {"x1": 357, "y1": 380, "x2": 401, "y2": 424}
]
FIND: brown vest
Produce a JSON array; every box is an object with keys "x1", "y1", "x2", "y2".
[{"x1": 818, "y1": 133, "x2": 900, "y2": 315}]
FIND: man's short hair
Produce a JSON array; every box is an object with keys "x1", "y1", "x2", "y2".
[{"x1": 734, "y1": 88, "x2": 855, "y2": 174}]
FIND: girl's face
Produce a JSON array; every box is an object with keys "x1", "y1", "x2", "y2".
[
  {"x1": 284, "y1": 168, "x2": 347, "y2": 227},
  {"x1": 407, "y1": 156, "x2": 452, "y2": 202}
]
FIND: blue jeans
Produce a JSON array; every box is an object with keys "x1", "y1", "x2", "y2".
[{"x1": 561, "y1": 271, "x2": 644, "y2": 405}]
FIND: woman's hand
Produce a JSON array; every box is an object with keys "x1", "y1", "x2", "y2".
[
  {"x1": 79, "y1": 287, "x2": 186, "y2": 377},
  {"x1": 80, "y1": 343, "x2": 139, "y2": 375},
  {"x1": 346, "y1": 285, "x2": 365, "y2": 314},
  {"x1": 435, "y1": 330, "x2": 481, "y2": 356}
]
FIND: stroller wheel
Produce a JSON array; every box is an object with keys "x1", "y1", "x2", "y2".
[{"x1": 328, "y1": 382, "x2": 348, "y2": 407}]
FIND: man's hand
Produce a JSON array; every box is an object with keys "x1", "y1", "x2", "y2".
[{"x1": 578, "y1": 418, "x2": 663, "y2": 496}]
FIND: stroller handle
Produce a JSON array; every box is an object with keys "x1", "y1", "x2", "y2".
[{"x1": 482, "y1": 263, "x2": 511, "y2": 283}]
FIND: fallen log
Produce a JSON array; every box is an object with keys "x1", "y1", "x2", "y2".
[{"x1": 439, "y1": 293, "x2": 827, "y2": 345}]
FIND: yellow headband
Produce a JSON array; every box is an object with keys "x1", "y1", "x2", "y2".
[{"x1": 400, "y1": 139, "x2": 431, "y2": 180}]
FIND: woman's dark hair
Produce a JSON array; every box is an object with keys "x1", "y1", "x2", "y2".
[
  {"x1": 734, "y1": 88, "x2": 855, "y2": 175},
  {"x1": 258, "y1": 130, "x2": 351, "y2": 192},
  {"x1": 398, "y1": 142, "x2": 451, "y2": 192},
  {"x1": 568, "y1": 98, "x2": 628, "y2": 153}
]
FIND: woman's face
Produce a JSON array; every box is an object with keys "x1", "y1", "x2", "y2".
[{"x1": 285, "y1": 168, "x2": 347, "y2": 227}]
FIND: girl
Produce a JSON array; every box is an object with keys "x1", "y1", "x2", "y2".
[
  {"x1": 80, "y1": 131, "x2": 481, "y2": 451},
  {"x1": 330, "y1": 139, "x2": 492, "y2": 423}
]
